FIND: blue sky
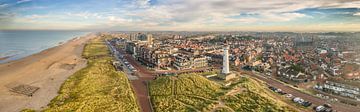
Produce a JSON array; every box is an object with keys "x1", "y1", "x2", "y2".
[{"x1": 0, "y1": 0, "x2": 360, "y2": 32}]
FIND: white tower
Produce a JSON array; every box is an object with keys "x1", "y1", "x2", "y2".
[{"x1": 222, "y1": 44, "x2": 230, "y2": 74}]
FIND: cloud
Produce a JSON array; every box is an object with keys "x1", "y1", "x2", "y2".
[
  {"x1": 3, "y1": 0, "x2": 360, "y2": 31},
  {"x1": 17, "y1": 0, "x2": 32, "y2": 4},
  {"x1": 66, "y1": 12, "x2": 102, "y2": 19},
  {"x1": 127, "y1": 0, "x2": 152, "y2": 8},
  {"x1": 0, "y1": 3, "x2": 8, "y2": 8},
  {"x1": 0, "y1": 12, "x2": 15, "y2": 20}
]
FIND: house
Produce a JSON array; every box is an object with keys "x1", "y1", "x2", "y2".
[{"x1": 315, "y1": 81, "x2": 360, "y2": 101}]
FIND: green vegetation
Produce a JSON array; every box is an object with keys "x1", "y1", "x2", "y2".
[
  {"x1": 290, "y1": 64, "x2": 305, "y2": 73},
  {"x1": 222, "y1": 77, "x2": 296, "y2": 112},
  {"x1": 150, "y1": 74, "x2": 222, "y2": 111},
  {"x1": 213, "y1": 107, "x2": 233, "y2": 112},
  {"x1": 197, "y1": 70, "x2": 219, "y2": 77},
  {"x1": 150, "y1": 74, "x2": 297, "y2": 112},
  {"x1": 21, "y1": 109, "x2": 36, "y2": 112},
  {"x1": 43, "y1": 37, "x2": 140, "y2": 112}
]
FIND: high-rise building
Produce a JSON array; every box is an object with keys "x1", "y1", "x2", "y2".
[
  {"x1": 129, "y1": 33, "x2": 138, "y2": 41},
  {"x1": 147, "y1": 34, "x2": 153, "y2": 47}
]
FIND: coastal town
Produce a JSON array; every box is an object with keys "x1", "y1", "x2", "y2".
[
  {"x1": 105, "y1": 31, "x2": 360, "y2": 112},
  {"x1": 2, "y1": 0, "x2": 360, "y2": 112}
]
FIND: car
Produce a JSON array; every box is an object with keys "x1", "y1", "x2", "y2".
[
  {"x1": 302, "y1": 101, "x2": 312, "y2": 107},
  {"x1": 293, "y1": 97, "x2": 304, "y2": 104},
  {"x1": 285, "y1": 94, "x2": 293, "y2": 98},
  {"x1": 323, "y1": 96, "x2": 330, "y2": 99},
  {"x1": 278, "y1": 91, "x2": 287, "y2": 95},
  {"x1": 293, "y1": 97, "x2": 301, "y2": 102},
  {"x1": 268, "y1": 86, "x2": 277, "y2": 91},
  {"x1": 314, "y1": 105, "x2": 325, "y2": 112},
  {"x1": 314, "y1": 104, "x2": 333, "y2": 112},
  {"x1": 275, "y1": 89, "x2": 282, "y2": 93},
  {"x1": 324, "y1": 104, "x2": 332, "y2": 108},
  {"x1": 330, "y1": 98, "x2": 338, "y2": 102},
  {"x1": 316, "y1": 94, "x2": 323, "y2": 97}
]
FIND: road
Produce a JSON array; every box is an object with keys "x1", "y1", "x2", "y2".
[
  {"x1": 244, "y1": 70, "x2": 360, "y2": 112},
  {"x1": 106, "y1": 40, "x2": 358, "y2": 112},
  {"x1": 107, "y1": 41, "x2": 155, "y2": 112}
]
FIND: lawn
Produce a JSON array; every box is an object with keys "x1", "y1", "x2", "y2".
[{"x1": 43, "y1": 37, "x2": 140, "y2": 112}]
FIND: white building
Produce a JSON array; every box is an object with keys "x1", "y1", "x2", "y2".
[{"x1": 222, "y1": 44, "x2": 230, "y2": 74}]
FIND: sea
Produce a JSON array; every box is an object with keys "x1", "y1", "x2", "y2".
[{"x1": 0, "y1": 30, "x2": 90, "y2": 63}]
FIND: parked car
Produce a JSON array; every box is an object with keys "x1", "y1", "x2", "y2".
[
  {"x1": 324, "y1": 104, "x2": 332, "y2": 108},
  {"x1": 278, "y1": 91, "x2": 287, "y2": 95},
  {"x1": 268, "y1": 86, "x2": 277, "y2": 91},
  {"x1": 275, "y1": 89, "x2": 282, "y2": 93},
  {"x1": 293, "y1": 97, "x2": 303, "y2": 103},
  {"x1": 302, "y1": 101, "x2": 312, "y2": 107},
  {"x1": 285, "y1": 94, "x2": 293, "y2": 98},
  {"x1": 314, "y1": 105, "x2": 333, "y2": 112}
]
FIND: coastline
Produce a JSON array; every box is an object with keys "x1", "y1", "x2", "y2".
[
  {"x1": 0, "y1": 56, "x2": 11, "y2": 61},
  {"x1": 0, "y1": 34, "x2": 87, "y2": 64},
  {"x1": 0, "y1": 33, "x2": 95, "y2": 112}
]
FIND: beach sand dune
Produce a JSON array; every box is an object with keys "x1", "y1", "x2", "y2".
[{"x1": 0, "y1": 34, "x2": 94, "y2": 112}]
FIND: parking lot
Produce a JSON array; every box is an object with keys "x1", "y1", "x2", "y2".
[{"x1": 245, "y1": 70, "x2": 360, "y2": 112}]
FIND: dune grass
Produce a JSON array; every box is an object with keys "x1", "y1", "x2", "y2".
[
  {"x1": 150, "y1": 74, "x2": 222, "y2": 111},
  {"x1": 150, "y1": 74, "x2": 297, "y2": 112},
  {"x1": 43, "y1": 37, "x2": 140, "y2": 112}
]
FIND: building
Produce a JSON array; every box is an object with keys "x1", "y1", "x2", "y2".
[
  {"x1": 173, "y1": 53, "x2": 208, "y2": 70},
  {"x1": 147, "y1": 34, "x2": 153, "y2": 47},
  {"x1": 222, "y1": 43, "x2": 230, "y2": 74},
  {"x1": 136, "y1": 45, "x2": 172, "y2": 68},
  {"x1": 315, "y1": 81, "x2": 360, "y2": 101},
  {"x1": 218, "y1": 42, "x2": 236, "y2": 81},
  {"x1": 125, "y1": 41, "x2": 137, "y2": 55}
]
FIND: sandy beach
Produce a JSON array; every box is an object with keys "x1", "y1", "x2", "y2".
[{"x1": 0, "y1": 34, "x2": 94, "y2": 112}]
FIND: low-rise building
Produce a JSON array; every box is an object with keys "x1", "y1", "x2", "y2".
[
  {"x1": 173, "y1": 53, "x2": 208, "y2": 70},
  {"x1": 315, "y1": 81, "x2": 360, "y2": 101}
]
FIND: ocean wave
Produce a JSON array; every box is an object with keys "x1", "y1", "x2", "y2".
[{"x1": 0, "y1": 50, "x2": 25, "y2": 58}]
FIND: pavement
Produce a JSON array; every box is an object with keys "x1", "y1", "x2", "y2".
[
  {"x1": 105, "y1": 41, "x2": 360, "y2": 112},
  {"x1": 243, "y1": 70, "x2": 360, "y2": 112},
  {"x1": 113, "y1": 45, "x2": 214, "y2": 112}
]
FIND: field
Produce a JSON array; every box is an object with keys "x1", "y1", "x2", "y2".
[
  {"x1": 149, "y1": 74, "x2": 297, "y2": 112},
  {"x1": 42, "y1": 37, "x2": 140, "y2": 112}
]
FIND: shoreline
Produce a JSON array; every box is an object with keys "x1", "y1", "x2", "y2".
[
  {"x1": 0, "y1": 34, "x2": 88, "y2": 64},
  {"x1": 0, "y1": 33, "x2": 95, "y2": 112},
  {"x1": 0, "y1": 56, "x2": 11, "y2": 61}
]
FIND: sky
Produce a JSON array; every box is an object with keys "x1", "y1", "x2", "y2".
[{"x1": 0, "y1": 0, "x2": 360, "y2": 32}]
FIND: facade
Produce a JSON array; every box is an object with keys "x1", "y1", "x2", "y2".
[
  {"x1": 173, "y1": 54, "x2": 208, "y2": 70},
  {"x1": 136, "y1": 45, "x2": 172, "y2": 68},
  {"x1": 315, "y1": 81, "x2": 360, "y2": 101},
  {"x1": 125, "y1": 42, "x2": 137, "y2": 54},
  {"x1": 147, "y1": 34, "x2": 153, "y2": 47}
]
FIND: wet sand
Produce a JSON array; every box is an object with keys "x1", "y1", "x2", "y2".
[
  {"x1": 0, "y1": 34, "x2": 94, "y2": 112},
  {"x1": 0, "y1": 56, "x2": 11, "y2": 61}
]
